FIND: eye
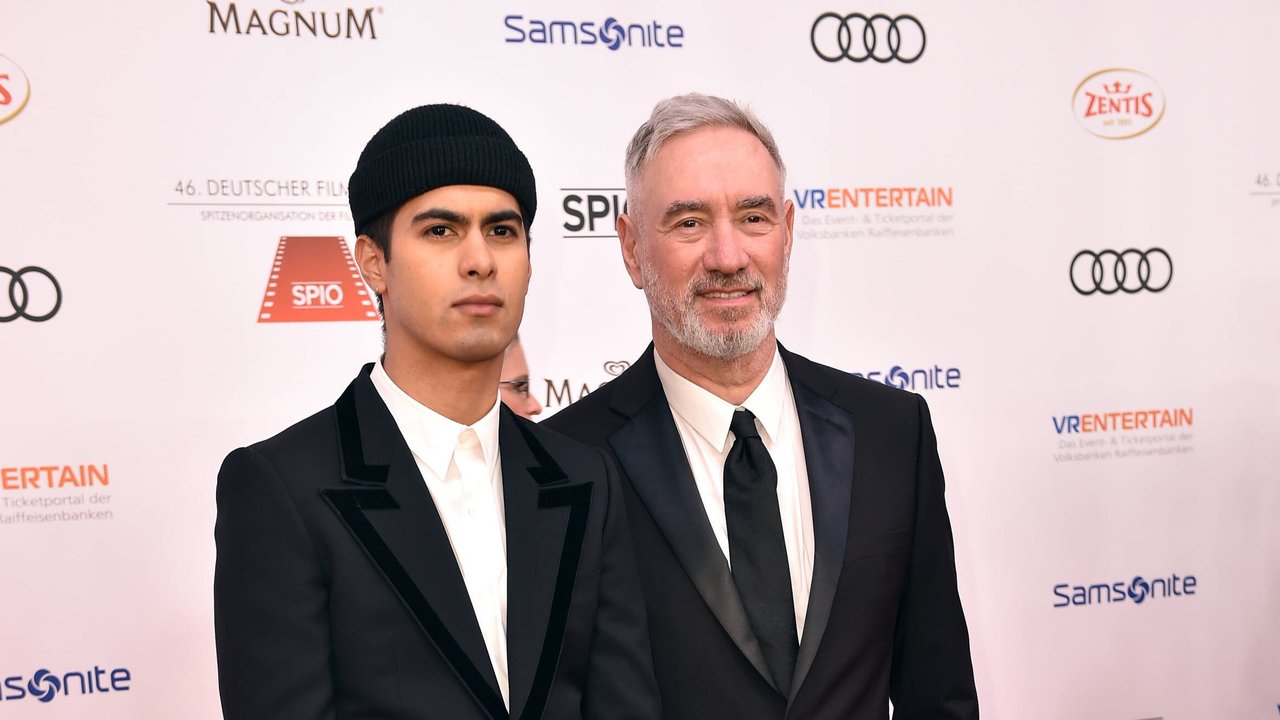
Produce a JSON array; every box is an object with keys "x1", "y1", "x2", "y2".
[
  {"x1": 679, "y1": 218, "x2": 700, "y2": 229},
  {"x1": 425, "y1": 224, "x2": 451, "y2": 237},
  {"x1": 744, "y1": 214, "x2": 764, "y2": 223}
]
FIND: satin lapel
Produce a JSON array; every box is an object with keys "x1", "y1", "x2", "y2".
[
  {"x1": 784, "y1": 355, "x2": 855, "y2": 704},
  {"x1": 608, "y1": 359, "x2": 778, "y2": 693},
  {"x1": 502, "y1": 409, "x2": 592, "y2": 720},
  {"x1": 320, "y1": 366, "x2": 507, "y2": 720}
]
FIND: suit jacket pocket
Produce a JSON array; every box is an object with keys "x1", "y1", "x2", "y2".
[{"x1": 843, "y1": 528, "x2": 911, "y2": 564}]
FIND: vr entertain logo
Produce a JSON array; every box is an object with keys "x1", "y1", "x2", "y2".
[
  {"x1": 258, "y1": 236, "x2": 378, "y2": 323},
  {"x1": 1, "y1": 665, "x2": 131, "y2": 703},
  {"x1": 792, "y1": 186, "x2": 953, "y2": 210},
  {"x1": 852, "y1": 365, "x2": 960, "y2": 391},
  {"x1": 504, "y1": 15, "x2": 684, "y2": 50},
  {"x1": 1053, "y1": 573, "x2": 1196, "y2": 608},
  {"x1": 0, "y1": 54, "x2": 32, "y2": 125},
  {"x1": 207, "y1": 0, "x2": 380, "y2": 39},
  {"x1": 1, "y1": 464, "x2": 108, "y2": 490},
  {"x1": 1073, "y1": 68, "x2": 1166, "y2": 139},
  {"x1": 1053, "y1": 408, "x2": 1192, "y2": 434}
]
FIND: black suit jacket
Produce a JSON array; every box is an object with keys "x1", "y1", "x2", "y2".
[
  {"x1": 214, "y1": 364, "x2": 660, "y2": 719},
  {"x1": 544, "y1": 345, "x2": 978, "y2": 720}
]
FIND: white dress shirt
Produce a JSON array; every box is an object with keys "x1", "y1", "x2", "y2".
[
  {"x1": 370, "y1": 360, "x2": 510, "y2": 708},
  {"x1": 653, "y1": 347, "x2": 815, "y2": 638}
]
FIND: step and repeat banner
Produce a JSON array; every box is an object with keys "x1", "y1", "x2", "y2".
[{"x1": 3, "y1": 1, "x2": 1279, "y2": 718}]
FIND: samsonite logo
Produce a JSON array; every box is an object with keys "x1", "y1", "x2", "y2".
[
  {"x1": 1, "y1": 665, "x2": 131, "y2": 703},
  {"x1": 1073, "y1": 68, "x2": 1166, "y2": 139}
]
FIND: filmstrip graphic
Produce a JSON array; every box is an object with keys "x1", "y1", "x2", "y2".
[{"x1": 257, "y1": 236, "x2": 378, "y2": 323}]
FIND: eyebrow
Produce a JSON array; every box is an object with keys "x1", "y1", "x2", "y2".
[
  {"x1": 660, "y1": 196, "x2": 776, "y2": 220},
  {"x1": 408, "y1": 208, "x2": 464, "y2": 226},
  {"x1": 482, "y1": 209, "x2": 524, "y2": 227},
  {"x1": 738, "y1": 195, "x2": 776, "y2": 212},
  {"x1": 662, "y1": 199, "x2": 709, "y2": 218},
  {"x1": 408, "y1": 207, "x2": 525, "y2": 228}
]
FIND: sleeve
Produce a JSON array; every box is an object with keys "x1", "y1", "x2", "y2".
[
  {"x1": 214, "y1": 446, "x2": 336, "y2": 720},
  {"x1": 889, "y1": 395, "x2": 980, "y2": 720},
  {"x1": 581, "y1": 449, "x2": 663, "y2": 720}
]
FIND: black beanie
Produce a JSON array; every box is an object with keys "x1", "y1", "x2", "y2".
[{"x1": 348, "y1": 104, "x2": 537, "y2": 234}]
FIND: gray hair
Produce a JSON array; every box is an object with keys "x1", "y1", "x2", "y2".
[{"x1": 623, "y1": 93, "x2": 786, "y2": 209}]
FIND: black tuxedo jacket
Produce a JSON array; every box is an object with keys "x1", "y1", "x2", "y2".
[
  {"x1": 544, "y1": 345, "x2": 978, "y2": 720},
  {"x1": 214, "y1": 364, "x2": 660, "y2": 719}
]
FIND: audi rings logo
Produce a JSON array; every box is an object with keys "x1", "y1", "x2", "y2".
[
  {"x1": 2, "y1": 266, "x2": 62, "y2": 322},
  {"x1": 1069, "y1": 249, "x2": 1172, "y2": 296},
  {"x1": 810, "y1": 13, "x2": 925, "y2": 63}
]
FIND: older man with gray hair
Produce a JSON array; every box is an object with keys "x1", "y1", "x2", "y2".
[{"x1": 546, "y1": 93, "x2": 978, "y2": 719}]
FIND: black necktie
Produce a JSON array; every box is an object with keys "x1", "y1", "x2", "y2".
[{"x1": 724, "y1": 408, "x2": 797, "y2": 696}]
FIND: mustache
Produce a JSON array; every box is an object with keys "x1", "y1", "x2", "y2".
[{"x1": 688, "y1": 270, "x2": 764, "y2": 294}]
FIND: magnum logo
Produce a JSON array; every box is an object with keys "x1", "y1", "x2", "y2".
[
  {"x1": 1073, "y1": 68, "x2": 1166, "y2": 139},
  {"x1": 207, "y1": 1, "x2": 379, "y2": 39},
  {"x1": 258, "y1": 236, "x2": 379, "y2": 323}
]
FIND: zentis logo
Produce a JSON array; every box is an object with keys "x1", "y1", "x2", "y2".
[
  {"x1": 257, "y1": 236, "x2": 378, "y2": 323},
  {"x1": 0, "y1": 54, "x2": 32, "y2": 125},
  {"x1": 1073, "y1": 68, "x2": 1166, "y2": 139}
]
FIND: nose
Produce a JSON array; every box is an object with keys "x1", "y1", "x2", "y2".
[
  {"x1": 460, "y1": 228, "x2": 496, "y2": 278},
  {"x1": 702, "y1": 220, "x2": 749, "y2": 276},
  {"x1": 524, "y1": 392, "x2": 543, "y2": 417}
]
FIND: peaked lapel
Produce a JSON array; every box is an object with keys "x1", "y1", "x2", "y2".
[
  {"x1": 500, "y1": 409, "x2": 594, "y2": 720},
  {"x1": 320, "y1": 364, "x2": 507, "y2": 720},
  {"x1": 782, "y1": 347, "x2": 856, "y2": 703},
  {"x1": 606, "y1": 347, "x2": 778, "y2": 693}
]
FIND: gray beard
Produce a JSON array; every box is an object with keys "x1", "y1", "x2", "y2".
[{"x1": 639, "y1": 258, "x2": 787, "y2": 361}]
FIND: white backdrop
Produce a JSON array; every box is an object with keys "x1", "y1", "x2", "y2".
[{"x1": 2, "y1": 1, "x2": 1279, "y2": 718}]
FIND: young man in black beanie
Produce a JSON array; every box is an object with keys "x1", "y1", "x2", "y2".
[{"x1": 214, "y1": 104, "x2": 660, "y2": 720}]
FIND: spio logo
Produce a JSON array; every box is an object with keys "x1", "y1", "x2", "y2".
[
  {"x1": 810, "y1": 13, "x2": 925, "y2": 63},
  {"x1": 1, "y1": 266, "x2": 62, "y2": 322},
  {"x1": 0, "y1": 54, "x2": 32, "y2": 125},
  {"x1": 562, "y1": 188, "x2": 625, "y2": 238},
  {"x1": 257, "y1": 236, "x2": 378, "y2": 323},
  {"x1": 1070, "y1": 248, "x2": 1172, "y2": 295},
  {"x1": 1073, "y1": 68, "x2": 1166, "y2": 139}
]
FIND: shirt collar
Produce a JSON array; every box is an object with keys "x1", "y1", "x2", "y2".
[
  {"x1": 653, "y1": 346, "x2": 787, "y2": 453},
  {"x1": 369, "y1": 359, "x2": 502, "y2": 479}
]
